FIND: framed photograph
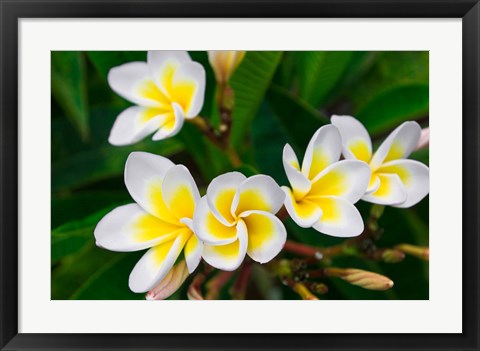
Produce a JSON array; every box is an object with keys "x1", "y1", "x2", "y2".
[{"x1": 1, "y1": 0, "x2": 478, "y2": 350}]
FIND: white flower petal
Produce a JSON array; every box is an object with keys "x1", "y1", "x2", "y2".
[
  {"x1": 151, "y1": 102, "x2": 185, "y2": 141},
  {"x1": 128, "y1": 230, "x2": 190, "y2": 293},
  {"x1": 240, "y1": 210, "x2": 286, "y2": 264},
  {"x1": 202, "y1": 220, "x2": 248, "y2": 271},
  {"x1": 311, "y1": 196, "x2": 364, "y2": 237},
  {"x1": 184, "y1": 235, "x2": 203, "y2": 273},
  {"x1": 124, "y1": 152, "x2": 177, "y2": 224},
  {"x1": 162, "y1": 164, "x2": 200, "y2": 220},
  {"x1": 94, "y1": 204, "x2": 183, "y2": 252},
  {"x1": 301, "y1": 125, "x2": 342, "y2": 180},
  {"x1": 206, "y1": 172, "x2": 246, "y2": 226},
  {"x1": 282, "y1": 144, "x2": 311, "y2": 199},
  {"x1": 147, "y1": 50, "x2": 192, "y2": 97},
  {"x1": 331, "y1": 115, "x2": 373, "y2": 162},
  {"x1": 361, "y1": 173, "x2": 407, "y2": 205},
  {"x1": 378, "y1": 159, "x2": 429, "y2": 208},
  {"x1": 366, "y1": 174, "x2": 381, "y2": 194},
  {"x1": 179, "y1": 218, "x2": 194, "y2": 231},
  {"x1": 309, "y1": 160, "x2": 371, "y2": 203},
  {"x1": 193, "y1": 196, "x2": 238, "y2": 245},
  {"x1": 108, "y1": 106, "x2": 169, "y2": 146},
  {"x1": 171, "y1": 61, "x2": 206, "y2": 118},
  {"x1": 108, "y1": 61, "x2": 170, "y2": 108},
  {"x1": 370, "y1": 121, "x2": 422, "y2": 170},
  {"x1": 231, "y1": 175, "x2": 285, "y2": 216},
  {"x1": 282, "y1": 186, "x2": 322, "y2": 228}
]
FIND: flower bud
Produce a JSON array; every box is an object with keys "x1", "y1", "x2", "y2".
[
  {"x1": 415, "y1": 127, "x2": 429, "y2": 150},
  {"x1": 395, "y1": 244, "x2": 429, "y2": 261},
  {"x1": 325, "y1": 267, "x2": 394, "y2": 291},
  {"x1": 208, "y1": 51, "x2": 246, "y2": 85},
  {"x1": 381, "y1": 249, "x2": 406, "y2": 263},
  {"x1": 145, "y1": 260, "x2": 189, "y2": 300},
  {"x1": 309, "y1": 283, "x2": 329, "y2": 295}
]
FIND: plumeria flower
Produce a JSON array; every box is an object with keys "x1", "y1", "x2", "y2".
[
  {"x1": 94, "y1": 152, "x2": 203, "y2": 293},
  {"x1": 107, "y1": 51, "x2": 205, "y2": 145},
  {"x1": 193, "y1": 172, "x2": 286, "y2": 271},
  {"x1": 208, "y1": 51, "x2": 245, "y2": 85},
  {"x1": 331, "y1": 115, "x2": 429, "y2": 208},
  {"x1": 282, "y1": 125, "x2": 371, "y2": 237}
]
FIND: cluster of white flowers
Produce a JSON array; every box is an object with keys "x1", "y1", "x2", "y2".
[{"x1": 94, "y1": 51, "x2": 430, "y2": 298}]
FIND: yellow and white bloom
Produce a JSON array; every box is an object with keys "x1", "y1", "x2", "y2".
[
  {"x1": 331, "y1": 115, "x2": 429, "y2": 208},
  {"x1": 208, "y1": 51, "x2": 245, "y2": 85},
  {"x1": 94, "y1": 152, "x2": 203, "y2": 293},
  {"x1": 193, "y1": 172, "x2": 286, "y2": 271},
  {"x1": 107, "y1": 51, "x2": 206, "y2": 145},
  {"x1": 282, "y1": 125, "x2": 371, "y2": 237}
]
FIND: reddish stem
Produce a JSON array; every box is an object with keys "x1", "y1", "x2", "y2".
[
  {"x1": 284, "y1": 240, "x2": 319, "y2": 257},
  {"x1": 230, "y1": 262, "x2": 252, "y2": 299},
  {"x1": 205, "y1": 271, "x2": 234, "y2": 300}
]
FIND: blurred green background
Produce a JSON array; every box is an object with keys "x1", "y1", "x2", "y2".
[{"x1": 51, "y1": 51, "x2": 429, "y2": 300}]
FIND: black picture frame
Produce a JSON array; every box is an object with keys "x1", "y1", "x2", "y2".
[{"x1": 1, "y1": 1, "x2": 478, "y2": 350}]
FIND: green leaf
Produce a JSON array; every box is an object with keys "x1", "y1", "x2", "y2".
[
  {"x1": 52, "y1": 241, "x2": 143, "y2": 300},
  {"x1": 86, "y1": 51, "x2": 146, "y2": 81},
  {"x1": 266, "y1": 84, "x2": 329, "y2": 150},
  {"x1": 52, "y1": 190, "x2": 130, "y2": 229},
  {"x1": 233, "y1": 164, "x2": 259, "y2": 178},
  {"x1": 70, "y1": 250, "x2": 144, "y2": 300},
  {"x1": 52, "y1": 138, "x2": 183, "y2": 193},
  {"x1": 373, "y1": 204, "x2": 429, "y2": 299},
  {"x1": 345, "y1": 51, "x2": 429, "y2": 113},
  {"x1": 175, "y1": 123, "x2": 219, "y2": 181},
  {"x1": 295, "y1": 51, "x2": 354, "y2": 107},
  {"x1": 230, "y1": 52, "x2": 283, "y2": 149},
  {"x1": 357, "y1": 84, "x2": 429, "y2": 136},
  {"x1": 251, "y1": 103, "x2": 290, "y2": 186},
  {"x1": 51, "y1": 206, "x2": 120, "y2": 263},
  {"x1": 51, "y1": 52, "x2": 89, "y2": 140}
]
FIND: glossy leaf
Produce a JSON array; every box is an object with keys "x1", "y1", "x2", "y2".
[
  {"x1": 266, "y1": 84, "x2": 329, "y2": 150},
  {"x1": 52, "y1": 241, "x2": 143, "y2": 300},
  {"x1": 295, "y1": 51, "x2": 354, "y2": 107},
  {"x1": 51, "y1": 206, "x2": 121, "y2": 263},
  {"x1": 86, "y1": 51, "x2": 146, "y2": 81},
  {"x1": 230, "y1": 51, "x2": 283, "y2": 149},
  {"x1": 52, "y1": 139, "x2": 183, "y2": 193},
  {"x1": 51, "y1": 52, "x2": 89, "y2": 140},
  {"x1": 357, "y1": 84, "x2": 429, "y2": 136},
  {"x1": 52, "y1": 190, "x2": 129, "y2": 230}
]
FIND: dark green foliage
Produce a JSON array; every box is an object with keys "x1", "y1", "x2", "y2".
[{"x1": 51, "y1": 51, "x2": 429, "y2": 300}]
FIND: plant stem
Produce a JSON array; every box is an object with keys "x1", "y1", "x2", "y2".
[
  {"x1": 283, "y1": 240, "x2": 345, "y2": 258},
  {"x1": 282, "y1": 278, "x2": 318, "y2": 300},
  {"x1": 205, "y1": 271, "x2": 234, "y2": 300},
  {"x1": 189, "y1": 116, "x2": 243, "y2": 168},
  {"x1": 230, "y1": 261, "x2": 252, "y2": 299},
  {"x1": 187, "y1": 273, "x2": 206, "y2": 300},
  {"x1": 225, "y1": 145, "x2": 242, "y2": 167},
  {"x1": 189, "y1": 116, "x2": 222, "y2": 147}
]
